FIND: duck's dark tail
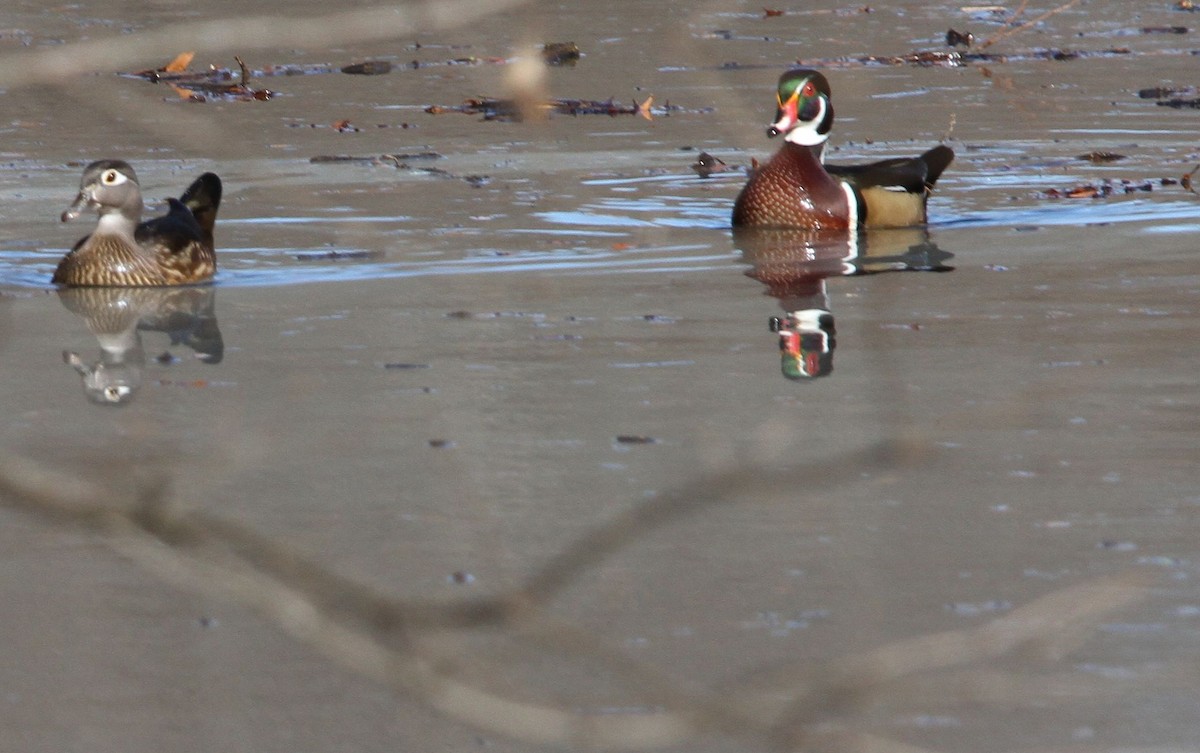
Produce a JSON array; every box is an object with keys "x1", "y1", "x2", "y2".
[
  {"x1": 179, "y1": 173, "x2": 222, "y2": 243},
  {"x1": 920, "y1": 146, "x2": 955, "y2": 189}
]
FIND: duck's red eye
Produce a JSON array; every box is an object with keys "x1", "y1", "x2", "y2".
[{"x1": 801, "y1": 81, "x2": 817, "y2": 98}]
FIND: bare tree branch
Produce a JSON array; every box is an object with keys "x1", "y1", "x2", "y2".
[{"x1": 0, "y1": 0, "x2": 529, "y2": 88}]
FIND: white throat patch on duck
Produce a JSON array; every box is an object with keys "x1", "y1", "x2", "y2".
[
  {"x1": 94, "y1": 210, "x2": 139, "y2": 239},
  {"x1": 780, "y1": 96, "x2": 831, "y2": 147}
]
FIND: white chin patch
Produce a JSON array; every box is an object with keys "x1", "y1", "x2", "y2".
[
  {"x1": 96, "y1": 212, "x2": 136, "y2": 237},
  {"x1": 783, "y1": 99, "x2": 829, "y2": 147}
]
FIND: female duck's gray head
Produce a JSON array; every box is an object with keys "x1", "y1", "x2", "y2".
[
  {"x1": 61, "y1": 160, "x2": 144, "y2": 232},
  {"x1": 64, "y1": 349, "x2": 142, "y2": 405}
]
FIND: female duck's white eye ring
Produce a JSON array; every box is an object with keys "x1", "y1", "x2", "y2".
[{"x1": 101, "y1": 170, "x2": 124, "y2": 185}]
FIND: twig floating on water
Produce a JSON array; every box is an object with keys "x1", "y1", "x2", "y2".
[
  {"x1": 341, "y1": 61, "x2": 392, "y2": 75},
  {"x1": 309, "y1": 152, "x2": 443, "y2": 165},
  {"x1": 132, "y1": 52, "x2": 274, "y2": 101},
  {"x1": 541, "y1": 42, "x2": 580, "y2": 67},
  {"x1": 1041, "y1": 178, "x2": 1175, "y2": 199},
  {"x1": 977, "y1": 0, "x2": 1083, "y2": 50},
  {"x1": 792, "y1": 45, "x2": 1132, "y2": 69},
  {"x1": 1076, "y1": 151, "x2": 1125, "y2": 163},
  {"x1": 425, "y1": 95, "x2": 661, "y2": 121}
]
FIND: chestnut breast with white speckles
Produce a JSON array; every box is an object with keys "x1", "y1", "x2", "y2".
[{"x1": 732, "y1": 142, "x2": 852, "y2": 230}]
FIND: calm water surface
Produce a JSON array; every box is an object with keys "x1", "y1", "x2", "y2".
[{"x1": 1, "y1": 2, "x2": 1199, "y2": 751}]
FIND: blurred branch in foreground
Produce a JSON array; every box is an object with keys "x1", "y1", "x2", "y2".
[
  {"x1": 0, "y1": 453, "x2": 1157, "y2": 753},
  {"x1": 0, "y1": 0, "x2": 529, "y2": 89}
]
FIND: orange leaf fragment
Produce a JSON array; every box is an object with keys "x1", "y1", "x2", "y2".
[
  {"x1": 171, "y1": 85, "x2": 203, "y2": 102},
  {"x1": 1182, "y1": 163, "x2": 1199, "y2": 193},
  {"x1": 763, "y1": 8, "x2": 784, "y2": 17},
  {"x1": 636, "y1": 95, "x2": 654, "y2": 121},
  {"x1": 163, "y1": 51, "x2": 195, "y2": 73},
  {"x1": 611, "y1": 242, "x2": 633, "y2": 251}
]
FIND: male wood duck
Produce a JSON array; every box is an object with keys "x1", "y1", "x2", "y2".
[
  {"x1": 732, "y1": 69, "x2": 953, "y2": 230},
  {"x1": 53, "y1": 160, "x2": 222, "y2": 287}
]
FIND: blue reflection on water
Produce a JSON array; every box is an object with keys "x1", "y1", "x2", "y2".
[{"x1": 5, "y1": 180, "x2": 1196, "y2": 289}]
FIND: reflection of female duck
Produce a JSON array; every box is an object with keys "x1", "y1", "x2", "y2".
[
  {"x1": 735, "y1": 228, "x2": 953, "y2": 380},
  {"x1": 58, "y1": 287, "x2": 223, "y2": 404},
  {"x1": 53, "y1": 160, "x2": 221, "y2": 287}
]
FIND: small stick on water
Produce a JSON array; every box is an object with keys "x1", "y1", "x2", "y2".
[
  {"x1": 941, "y1": 112, "x2": 957, "y2": 143},
  {"x1": 978, "y1": 0, "x2": 1082, "y2": 49}
]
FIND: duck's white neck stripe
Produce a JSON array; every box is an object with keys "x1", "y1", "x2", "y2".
[{"x1": 839, "y1": 181, "x2": 859, "y2": 233}]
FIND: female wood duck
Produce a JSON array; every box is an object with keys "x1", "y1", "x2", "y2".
[
  {"x1": 53, "y1": 160, "x2": 222, "y2": 287},
  {"x1": 732, "y1": 69, "x2": 954, "y2": 230}
]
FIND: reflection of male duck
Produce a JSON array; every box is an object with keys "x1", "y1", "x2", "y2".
[
  {"x1": 58, "y1": 287, "x2": 223, "y2": 405},
  {"x1": 735, "y1": 228, "x2": 953, "y2": 380},
  {"x1": 769, "y1": 309, "x2": 837, "y2": 380}
]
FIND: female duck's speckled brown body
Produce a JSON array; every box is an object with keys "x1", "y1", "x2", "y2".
[
  {"x1": 732, "y1": 69, "x2": 953, "y2": 231},
  {"x1": 53, "y1": 160, "x2": 221, "y2": 287}
]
